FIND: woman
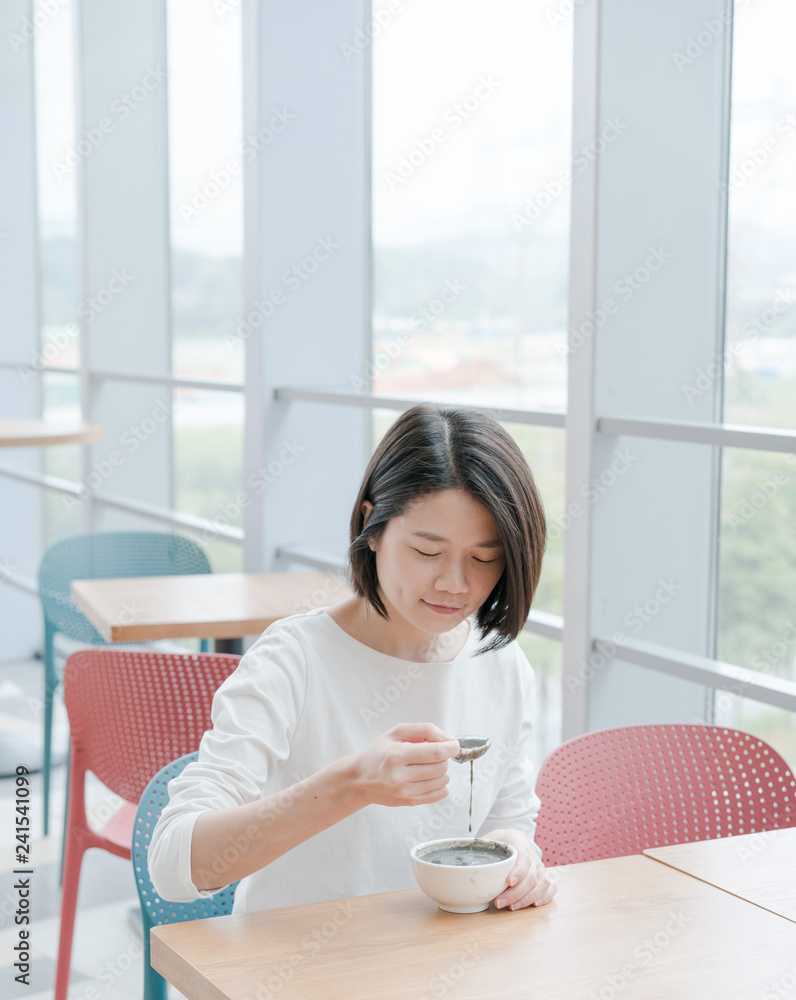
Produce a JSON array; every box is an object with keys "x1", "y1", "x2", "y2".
[{"x1": 149, "y1": 403, "x2": 557, "y2": 912}]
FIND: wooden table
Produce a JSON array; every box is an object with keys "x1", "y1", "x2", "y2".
[
  {"x1": 70, "y1": 571, "x2": 353, "y2": 643},
  {"x1": 151, "y1": 854, "x2": 796, "y2": 1000},
  {"x1": 645, "y1": 826, "x2": 796, "y2": 923},
  {"x1": 0, "y1": 418, "x2": 103, "y2": 447}
]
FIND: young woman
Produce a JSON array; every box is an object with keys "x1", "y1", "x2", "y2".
[{"x1": 149, "y1": 403, "x2": 557, "y2": 912}]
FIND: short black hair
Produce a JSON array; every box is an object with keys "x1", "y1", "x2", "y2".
[{"x1": 347, "y1": 403, "x2": 546, "y2": 654}]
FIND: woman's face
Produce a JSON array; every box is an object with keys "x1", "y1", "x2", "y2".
[{"x1": 366, "y1": 488, "x2": 506, "y2": 637}]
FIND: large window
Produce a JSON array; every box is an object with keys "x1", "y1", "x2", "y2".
[
  {"x1": 33, "y1": 0, "x2": 82, "y2": 549},
  {"x1": 4, "y1": 1, "x2": 794, "y2": 771},
  {"x1": 31, "y1": 1, "x2": 245, "y2": 570},
  {"x1": 372, "y1": 0, "x2": 572, "y2": 761},
  {"x1": 168, "y1": 0, "x2": 244, "y2": 571},
  {"x1": 716, "y1": 0, "x2": 796, "y2": 764}
]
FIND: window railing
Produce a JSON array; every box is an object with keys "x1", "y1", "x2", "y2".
[{"x1": 2, "y1": 381, "x2": 794, "y2": 718}]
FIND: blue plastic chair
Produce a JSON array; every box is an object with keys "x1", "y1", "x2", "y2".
[
  {"x1": 38, "y1": 531, "x2": 212, "y2": 834},
  {"x1": 132, "y1": 751, "x2": 239, "y2": 1000}
]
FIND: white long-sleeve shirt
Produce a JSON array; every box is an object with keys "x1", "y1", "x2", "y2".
[{"x1": 148, "y1": 607, "x2": 541, "y2": 913}]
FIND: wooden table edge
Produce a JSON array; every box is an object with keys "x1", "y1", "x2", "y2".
[
  {"x1": 0, "y1": 420, "x2": 104, "y2": 447},
  {"x1": 69, "y1": 581, "x2": 113, "y2": 642},
  {"x1": 642, "y1": 848, "x2": 796, "y2": 925},
  {"x1": 107, "y1": 620, "x2": 266, "y2": 642},
  {"x1": 151, "y1": 927, "x2": 231, "y2": 1000}
]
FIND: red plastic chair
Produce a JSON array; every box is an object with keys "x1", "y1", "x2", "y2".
[
  {"x1": 55, "y1": 648, "x2": 240, "y2": 1000},
  {"x1": 534, "y1": 724, "x2": 796, "y2": 866}
]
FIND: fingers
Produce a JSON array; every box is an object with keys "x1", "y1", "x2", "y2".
[
  {"x1": 507, "y1": 879, "x2": 558, "y2": 909},
  {"x1": 495, "y1": 866, "x2": 558, "y2": 911},
  {"x1": 399, "y1": 738, "x2": 460, "y2": 765},
  {"x1": 389, "y1": 722, "x2": 457, "y2": 745},
  {"x1": 400, "y1": 760, "x2": 450, "y2": 783},
  {"x1": 402, "y1": 774, "x2": 450, "y2": 800}
]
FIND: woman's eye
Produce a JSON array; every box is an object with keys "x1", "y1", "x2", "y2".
[
  {"x1": 415, "y1": 549, "x2": 439, "y2": 558},
  {"x1": 474, "y1": 557, "x2": 497, "y2": 564}
]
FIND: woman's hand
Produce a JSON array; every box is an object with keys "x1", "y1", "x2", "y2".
[
  {"x1": 351, "y1": 723, "x2": 460, "y2": 808},
  {"x1": 481, "y1": 827, "x2": 558, "y2": 910}
]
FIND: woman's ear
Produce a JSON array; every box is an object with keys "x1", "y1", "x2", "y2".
[{"x1": 362, "y1": 500, "x2": 377, "y2": 550}]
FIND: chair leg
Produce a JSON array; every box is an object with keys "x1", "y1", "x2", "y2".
[
  {"x1": 43, "y1": 621, "x2": 57, "y2": 836},
  {"x1": 59, "y1": 745, "x2": 71, "y2": 887},
  {"x1": 54, "y1": 819, "x2": 86, "y2": 1000},
  {"x1": 142, "y1": 917, "x2": 169, "y2": 1000}
]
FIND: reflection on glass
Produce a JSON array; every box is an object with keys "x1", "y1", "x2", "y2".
[
  {"x1": 372, "y1": 0, "x2": 571, "y2": 412},
  {"x1": 724, "y1": 0, "x2": 796, "y2": 429}
]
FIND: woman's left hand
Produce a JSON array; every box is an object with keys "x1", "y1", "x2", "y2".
[{"x1": 481, "y1": 827, "x2": 558, "y2": 910}]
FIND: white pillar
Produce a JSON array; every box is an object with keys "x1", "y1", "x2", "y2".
[
  {"x1": 564, "y1": 0, "x2": 730, "y2": 733},
  {"x1": 0, "y1": 0, "x2": 43, "y2": 660},
  {"x1": 75, "y1": 0, "x2": 172, "y2": 529},
  {"x1": 243, "y1": 0, "x2": 371, "y2": 571}
]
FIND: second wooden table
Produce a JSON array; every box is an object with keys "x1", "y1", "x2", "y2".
[{"x1": 70, "y1": 571, "x2": 352, "y2": 643}]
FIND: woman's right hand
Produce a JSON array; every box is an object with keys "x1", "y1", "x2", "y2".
[{"x1": 351, "y1": 723, "x2": 461, "y2": 808}]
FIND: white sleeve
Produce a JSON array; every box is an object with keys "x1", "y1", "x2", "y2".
[
  {"x1": 147, "y1": 620, "x2": 308, "y2": 902},
  {"x1": 478, "y1": 647, "x2": 542, "y2": 858}
]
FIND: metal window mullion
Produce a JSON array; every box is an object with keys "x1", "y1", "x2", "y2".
[
  {"x1": 597, "y1": 416, "x2": 796, "y2": 453},
  {"x1": 93, "y1": 492, "x2": 243, "y2": 543},
  {"x1": 242, "y1": 0, "x2": 263, "y2": 572},
  {"x1": 601, "y1": 635, "x2": 796, "y2": 714},
  {"x1": 561, "y1": 0, "x2": 600, "y2": 740},
  {"x1": 274, "y1": 386, "x2": 567, "y2": 428},
  {"x1": 74, "y1": 0, "x2": 93, "y2": 535}
]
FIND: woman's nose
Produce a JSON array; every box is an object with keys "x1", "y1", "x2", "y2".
[{"x1": 434, "y1": 559, "x2": 467, "y2": 593}]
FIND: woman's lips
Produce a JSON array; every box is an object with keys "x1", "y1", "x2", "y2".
[{"x1": 423, "y1": 600, "x2": 462, "y2": 615}]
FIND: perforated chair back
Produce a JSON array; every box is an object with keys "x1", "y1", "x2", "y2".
[
  {"x1": 55, "y1": 649, "x2": 240, "y2": 1000},
  {"x1": 534, "y1": 724, "x2": 795, "y2": 866},
  {"x1": 37, "y1": 530, "x2": 211, "y2": 834},
  {"x1": 64, "y1": 648, "x2": 236, "y2": 804},
  {"x1": 133, "y1": 752, "x2": 239, "y2": 1000}
]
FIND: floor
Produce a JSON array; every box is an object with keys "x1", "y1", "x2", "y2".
[{"x1": 0, "y1": 656, "x2": 183, "y2": 1000}]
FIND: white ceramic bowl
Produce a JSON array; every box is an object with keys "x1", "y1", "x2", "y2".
[{"x1": 410, "y1": 838, "x2": 517, "y2": 913}]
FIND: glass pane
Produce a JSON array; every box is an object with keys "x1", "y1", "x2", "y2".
[
  {"x1": 724, "y1": 0, "x2": 796, "y2": 429},
  {"x1": 167, "y1": 0, "x2": 243, "y2": 382},
  {"x1": 198, "y1": 537, "x2": 243, "y2": 575},
  {"x1": 173, "y1": 387, "x2": 243, "y2": 572},
  {"x1": 34, "y1": 0, "x2": 79, "y2": 377},
  {"x1": 41, "y1": 375, "x2": 82, "y2": 550},
  {"x1": 717, "y1": 448, "x2": 796, "y2": 676},
  {"x1": 517, "y1": 632, "x2": 563, "y2": 765},
  {"x1": 372, "y1": 0, "x2": 571, "y2": 412}
]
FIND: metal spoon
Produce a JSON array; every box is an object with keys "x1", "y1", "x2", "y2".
[{"x1": 453, "y1": 736, "x2": 491, "y2": 763}]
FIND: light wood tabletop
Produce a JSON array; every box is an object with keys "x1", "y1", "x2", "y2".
[
  {"x1": 70, "y1": 571, "x2": 353, "y2": 642},
  {"x1": 0, "y1": 418, "x2": 103, "y2": 447},
  {"x1": 151, "y1": 854, "x2": 796, "y2": 1000},
  {"x1": 645, "y1": 826, "x2": 796, "y2": 923}
]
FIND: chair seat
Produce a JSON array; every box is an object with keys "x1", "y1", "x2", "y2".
[{"x1": 98, "y1": 801, "x2": 138, "y2": 852}]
